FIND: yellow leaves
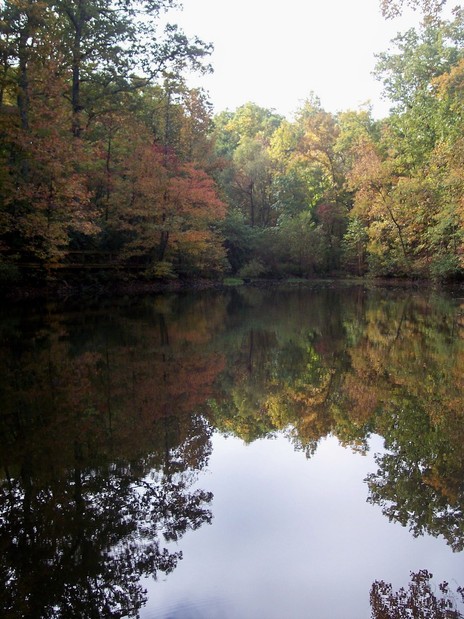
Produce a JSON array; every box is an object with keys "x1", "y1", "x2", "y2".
[
  {"x1": 335, "y1": 107, "x2": 375, "y2": 154},
  {"x1": 264, "y1": 393, "x2": 290, "y2": 429},
  {"x1": 268, "y1": 120, "x2": 297, "y2": 167},
  {"x1": 432, "y1": 57, "x2": 464, "y2": 103},
  {"x1": 366, "y1": 220, "x2": 393, "y2": 255},
  {"x1": 148, "y1": 261, "x2": 177, "y2": 279},
  {"x1": 294, "y1": 107, "x2": 340, "y2": 180},
  {"x1": 422, "y1": 469, "x2": 459, "y2": 504},
  {"x1": 347, "y1": 140, "x2": 394, "y2": 227},
  {"x1": 342, "y1": 373, "x2": 379, "y2": 422},
  {"x1": 176, "y1": 232, "x2": 228, "y2": 276}
]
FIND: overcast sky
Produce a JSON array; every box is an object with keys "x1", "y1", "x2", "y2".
[{"x1": 167, "y1": 0, "x2": 421, "y2": 119}]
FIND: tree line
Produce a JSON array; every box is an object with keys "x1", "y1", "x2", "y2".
[{"x1": 1, "y1": 0, "x2": 463, "y2": 284}]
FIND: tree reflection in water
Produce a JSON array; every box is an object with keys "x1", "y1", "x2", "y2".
[
  {"x1": 0, "y1": 423, "x2": 213, "y2": 618},
  {"x1": 0, "y1": 294, "x2": 221, "y2": 618},
  {"x1": 209, "y1": 287, "x2": 464, "y2": 551},
  {"x1": 371, "y1": 570, "x2": 464, "y2": 619},
  {"x1": 1, "y1": 285, "x2": 463, "y2": 617}
]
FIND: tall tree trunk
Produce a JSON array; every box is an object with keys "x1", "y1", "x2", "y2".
[
  {"x1": 105, "y1": 133, "x2": 112, "y2": 221},
  {"x1": 249, "y1": 182, "x2": 255, "y2": 227},
  {"x1": 17, "y1": 34, "x2": 30, "y2": 131},
  {"x1": 71, "y1": 19, "x2": 83, "y2": 137},
  {"x1": 64, "y1": 1, "x2": 86, "y2": 137},
  {"x1": 159, "y1": 229, "x2": 170, "y2": 261}
]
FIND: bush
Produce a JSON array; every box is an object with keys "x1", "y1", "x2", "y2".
[
  {"x1": 0, "y1": 258, "x2": 21, "y2": 284},
  {"x1": 238, "y1": 259, "x2": 266, "y2": 278},
  {"x1": 145, "y1": 261, "x2": 178, "y2": 280},
  {"x1": 430, "y1": 254, "x2": 462, "y2": 281},
  {"x1": 223, "y1": 277, "x2": 245, "y2": 286}
]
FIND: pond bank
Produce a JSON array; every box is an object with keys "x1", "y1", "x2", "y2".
[{"x1": 3, "y1": 275, "x2": 463, "y2": 303}]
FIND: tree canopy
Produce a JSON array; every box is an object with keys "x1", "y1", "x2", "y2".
[{"x1": 1, "y1": 1, "x2": 464, "y2": 285}]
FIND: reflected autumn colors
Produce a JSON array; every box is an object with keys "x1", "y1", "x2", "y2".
[
  {"x1": 0, "y1": 293, "x2": 222, "y2": 618},
  {"x1": 1, "y1": 284, "x2": 463, "y2": 617}
]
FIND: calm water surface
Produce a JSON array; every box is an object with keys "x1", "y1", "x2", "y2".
[{"x1": 1, "y1": 283, "x2": 463, "y2": 618}]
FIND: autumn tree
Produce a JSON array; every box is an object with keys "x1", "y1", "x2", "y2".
[
  {"x1": 347, "y1": 137, "x2": 412, "y2": 275},
  {"x1": 335, "y1": 10, "x2": 464, "y2": 279},
  {"x1": 111, "y1": 129, "x2": 227, "y2": 278},
  {"x1": 0, "y1": 54, "x2": 99, "y2": 272},
  {"x1": 421, "y1": 56, "x2": 464, "y2": 277},
  {"x1": 0, "y1": 0, "x2": 220, "y2": 279}
]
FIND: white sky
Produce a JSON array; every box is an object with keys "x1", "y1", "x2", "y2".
[{"x1": 168, "y1": 0, "x2": 422, "y2": 119}]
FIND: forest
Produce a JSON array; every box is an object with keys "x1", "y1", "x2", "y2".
[{"x1": 0, "y1": 0, "x2": 463, "y2": 286}]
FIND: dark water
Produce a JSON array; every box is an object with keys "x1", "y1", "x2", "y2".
[{"x1": 1, "y1": 283, "x2": 463, "y2": 618}]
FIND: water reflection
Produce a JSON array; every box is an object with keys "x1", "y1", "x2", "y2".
[
  {"x1": 0, "y1": 284, "x2": 463, "y2": 617},
  {"x1": 0, "y1": 403, "x2": 213, "y2": 618},
  {"x1": 0, "y1": 294, "x2": 220, "y2": 617},
  {"x1": 371, "y1": 570, "x2": 464, "y2": 618}
]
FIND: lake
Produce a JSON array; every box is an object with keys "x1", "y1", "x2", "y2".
[{"x1": 1, "y1": 282, "x2": 463, "y2": 618}]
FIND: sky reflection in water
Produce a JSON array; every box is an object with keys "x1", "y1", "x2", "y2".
[{"x1": 143, "y1": 432, "x2": 463, "y2": 619}]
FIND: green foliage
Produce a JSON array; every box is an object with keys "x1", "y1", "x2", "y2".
[
  {"x1": 146, "y1": 261, "x2": 178, "y2": 280},
  {"x1": 272, "y1": 213, "x2": 326, "y2": 276},
  {"x1": 218, "y1": 209, "x2": 257, "y2": 273},
  {"x1": 222, "y1": 277, "x2": 244, "y2": 286},
  {"x1": 342, "y1": 216, "x2": 369, "y2": 275},
  {"x1": 429, "y1": 253, "x2": 461, "y2": 281},
  {"x1": 238, "y1": 258, "x2": 266, "y2": 278},
  {"x1": 374, "y1": 21, "x2": 461, "y2": 112},
  {"x1": 220, "y1": 102, "x2": 283, "y2": 142},
  {"x1": 0, "y1": 256, "x2": 20, "y2": 284}
]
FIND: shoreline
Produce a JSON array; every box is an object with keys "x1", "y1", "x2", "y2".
[{"x1": 3, "y1": 275, "x2": 463, "y2": 304}]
